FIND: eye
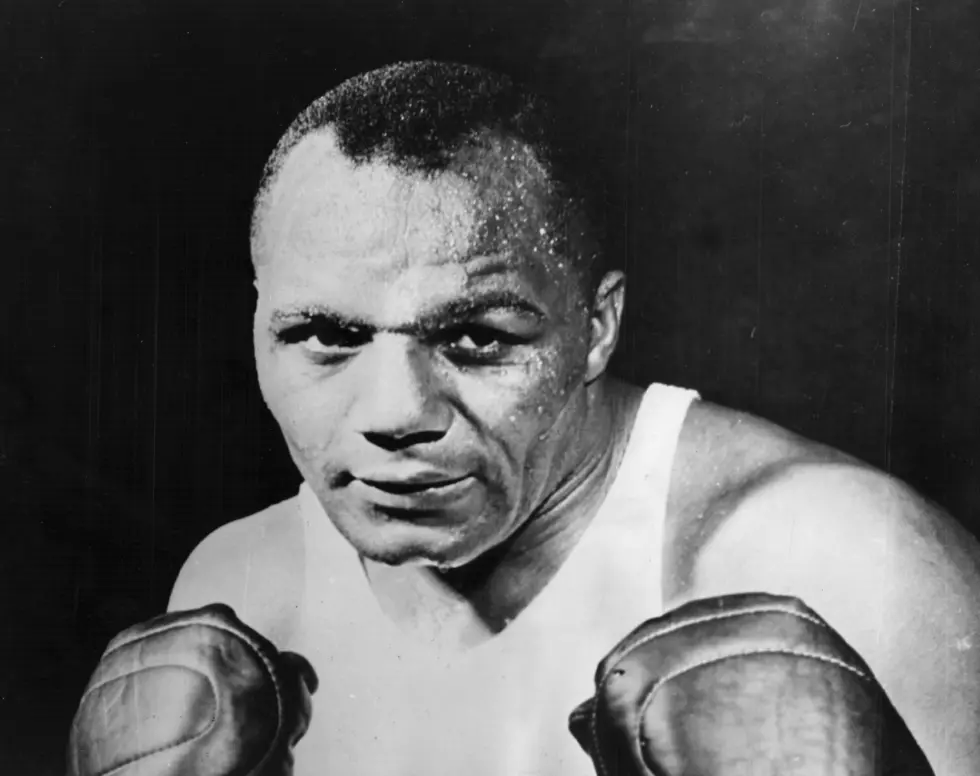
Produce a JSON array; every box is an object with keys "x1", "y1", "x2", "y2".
[
  {"x1": 276, "y1": 319, "x2": 372, "y2": 358},
  {"x1": 438, "y1": 325, "x2": 527, "y2": 364},
  {"x1": 453, "y1": 327, "x2": 505, "y2": 351}
]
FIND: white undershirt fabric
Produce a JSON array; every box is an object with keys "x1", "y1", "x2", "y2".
[{"x1": 289, "y1": 383, "x2": 699, "y2": 776}]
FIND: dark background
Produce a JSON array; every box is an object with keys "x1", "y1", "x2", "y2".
[{"x1": 2, "y1": 0, "x2": 978, "y2": 772}]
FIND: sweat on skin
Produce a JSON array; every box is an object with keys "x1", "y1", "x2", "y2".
[{"x1": 248, "y1": 128, "x2": 633, "y2": 640}]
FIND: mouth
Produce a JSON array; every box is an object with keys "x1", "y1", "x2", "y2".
[
  {"x1": 349, "y1": 473, "x2": 479, "y2": 513},
  {"x1": 357, "y1": 474, "x2": 470, "y2": 495}
]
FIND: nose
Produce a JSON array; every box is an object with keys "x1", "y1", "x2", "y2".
[{"x1": 349, "y1": 334, "x2": 451, "y2": 451}]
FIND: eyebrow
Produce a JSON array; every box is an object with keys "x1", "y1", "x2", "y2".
[{"x1": 269, "y1": 290, "x2": 546, "y2": 336}]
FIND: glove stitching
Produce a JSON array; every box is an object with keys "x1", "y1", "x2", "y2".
[
  {"x1": 80, "y1": 635, "x2": 223, "y2": 776},
  {"x1": 84, "y1": 664, "x2": 211, "y2": 698},
  {"x1": 83, "y1": 617, "x2": 285, "y2": 776},
  {"x1": 608, "y1": 604, "x2": 825, "y2": 666},
  {"x1": 92, "y1": 734, "x2": 214, "y2": 776},
  {"x1": 632, "y1": 646, "x2": 871, "y2": 773},
  {"x1": 590, "y1": 604, "x2": 850, "y2": 776},
  {"x1": 102, "y1": 615, "x2": 271, "y2": 658},
  {"x1": 590, "y1": 701, "x2": 611, "y2": 776}
]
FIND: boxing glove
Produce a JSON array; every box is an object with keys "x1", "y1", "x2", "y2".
[
  {"x1": 569, "y1": 592, "x2": 934, "y2": 775},
  {"x1": 67, "y1": 603, "x2": 317, "y2": 776}
]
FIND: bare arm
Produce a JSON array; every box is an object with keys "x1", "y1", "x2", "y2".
[{"x1": 679, "y1": 463, "x2": 980, "y2": 775}]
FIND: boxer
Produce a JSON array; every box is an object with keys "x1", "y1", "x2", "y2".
[{"x1": 69, "y1": 61, "x2": 980, "y2": 775}]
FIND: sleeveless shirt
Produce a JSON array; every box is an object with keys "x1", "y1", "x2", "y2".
[{"x1": 285, "y1": 383, "x2": 698, "y2": 776}]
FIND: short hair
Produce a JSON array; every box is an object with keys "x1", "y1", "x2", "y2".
[{"x1": 250, "y1": 60, "x2": 612, "y2": 292}]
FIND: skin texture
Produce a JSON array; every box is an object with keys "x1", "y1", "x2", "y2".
[
  {"x1": 172, "y1": 124, "x2": 980, "y2": 773},
  {"x1": 251, "y1": 129, "x2": 634, "y2": 640},
  {"x1": 663, "y1": 403, "x2": 980, "y2": 775}
]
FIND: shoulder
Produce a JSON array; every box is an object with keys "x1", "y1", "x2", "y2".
[
  {"x1": 665, "y1": 399, "x2": 980, "y2": 774},
  {"x1": 685, "y1": 453, "x2": 980, "y2": 605},
  {"x1": 667, "y1": 400, "x2": 980, "y2": 608},
  {"x1": 664, "y1": 399, "x2": 848, "y2": 588},
  {"x1": 167, "y1": 494, "x2": 305, "y2": 646}
]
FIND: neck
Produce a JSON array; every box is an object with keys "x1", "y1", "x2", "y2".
[{"x1": 364, "y1": 377, "x2": 644, "y2": 649}]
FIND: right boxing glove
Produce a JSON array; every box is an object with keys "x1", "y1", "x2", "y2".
[{"x1": 67, "y1": 603, "x2": 317, "y2": 776}]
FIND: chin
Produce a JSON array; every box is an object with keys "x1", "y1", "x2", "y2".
[
  {"x1": 319, "y1": 487, "x2": 514, "y2": 569},
  {"x1": 340, "y1": 520, "x2": 463, "y2": 566},
  {"x1": 352, "y1": 525, "x2": 494, "y2": 571},
  {"x1": 358, "y1": 545, "x2": 466, "y2": 571}
]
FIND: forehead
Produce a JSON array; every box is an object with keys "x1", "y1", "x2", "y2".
[
  {"x1": 253, "y1": 130, "x2": 574, "y2": 319},
  {"x1": 254, "y1": 131, "x2": 483, "y2": 267}
]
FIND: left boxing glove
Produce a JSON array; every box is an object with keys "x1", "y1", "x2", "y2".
[
  {"x1": 67, "y1": 603, "x2": 317, "y2": 776},
  {"x1": 569, "y1": 592, "x2": 934, "y2": 776}
]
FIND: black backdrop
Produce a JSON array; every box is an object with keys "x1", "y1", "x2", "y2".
[{"x1": 2, "y1": 0, "x2": 978, "y2": 772}]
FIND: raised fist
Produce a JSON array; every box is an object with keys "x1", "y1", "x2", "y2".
[
  {"x1": 570, "y1": 593, "x2": 934, "y2": 775},
  {"x1": 67, "y1": 603, "x2": 317, "y2": 776}
]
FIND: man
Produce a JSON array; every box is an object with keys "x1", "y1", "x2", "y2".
[{"x1": 68, "y1": 61, "x2": 980, "y2": 775}]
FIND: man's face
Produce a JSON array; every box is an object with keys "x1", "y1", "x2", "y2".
[{"x1": 252, "y1": 131, "x2": 597, "y2": 569}]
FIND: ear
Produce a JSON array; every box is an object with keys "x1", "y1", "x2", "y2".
[{"x1": 585, "y1": 270, "x2": 626, "y2": 383}]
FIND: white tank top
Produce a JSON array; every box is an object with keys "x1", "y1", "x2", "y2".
[{"x1": 289, "y1": 383, "x2": 698, "y2": 776}]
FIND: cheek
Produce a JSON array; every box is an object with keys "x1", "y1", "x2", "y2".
[
  {"x1": 458, "y1": 338, "x2": 588, "y2": 442},
  {"x1": 516, "y1": 333, "x2": 593, "y2": 432},
  {"x1": 254, "y1": 348, "x2": 349, "y2": 457}
]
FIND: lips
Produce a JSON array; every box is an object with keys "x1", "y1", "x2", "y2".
[
  {"x1": 349, "y1": 469, "x2": 478, "y2": 512},
  {"x1": 357, "y1": 474, "x2": 469, "y2": 495}
]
